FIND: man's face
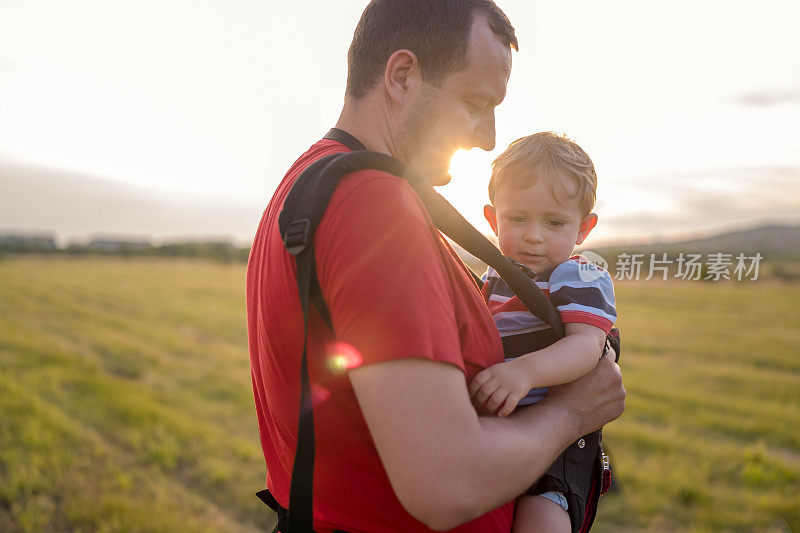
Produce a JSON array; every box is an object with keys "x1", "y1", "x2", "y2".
[{"x1": 400, "y1": 15, "x2": 512, "y2": 185}]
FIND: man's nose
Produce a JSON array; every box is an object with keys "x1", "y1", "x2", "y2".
[{"x1": 473, "y1": 110, "x2": 496, "y2": 151}]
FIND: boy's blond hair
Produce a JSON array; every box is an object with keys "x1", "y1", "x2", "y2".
[{"x1": 488, "y1": 132, "x2": 597, "y2": 215}]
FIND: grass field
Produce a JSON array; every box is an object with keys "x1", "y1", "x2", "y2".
[{"x1": 0, "y1": 257, "x2": 798, "y2": 532}]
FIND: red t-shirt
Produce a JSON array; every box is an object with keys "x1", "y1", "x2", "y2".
[{"x1": 247, "y1": 137, "x2": 514, "y2": 532}]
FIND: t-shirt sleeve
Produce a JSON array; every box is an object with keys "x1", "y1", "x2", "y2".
[
  {"x1": 548, "y1": 258, "x2": 617, "y2": 333},
  {"x1": 313, "y1": 172, "x2": 466, "y2": 372},
  {"x1": 479, "y1": 267, "x2": 495, "y2": 303}
]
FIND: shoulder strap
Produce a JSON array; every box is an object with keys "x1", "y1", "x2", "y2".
[
  {"x1": 275, "y1": 129, "x2": 368, "y2": 329},
  {"x1": 271, "y1": 146, "x2": 565, "y2": 532},
  {"x1": 410, "y1": 184, "x2": 564, "y2": 336},
  {"x1": 279, "y1": 149, "x2": 564, "y2": 334},
  {"x1": 324, "y1": 128, "x2": 366, "y2": 151}
]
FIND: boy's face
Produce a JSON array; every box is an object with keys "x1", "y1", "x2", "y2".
[{"x1": 484, "y1": 176, "x2": 598, "y2": 275}]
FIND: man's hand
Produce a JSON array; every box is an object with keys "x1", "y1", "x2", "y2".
[
  {"x1": 469, "y1": 360, "x2": 530, "y2": 417},
  {"x1": 544, "y1": 351, "x2": 625, "y2": 436}
]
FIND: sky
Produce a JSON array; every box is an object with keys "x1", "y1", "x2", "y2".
[{"x1": 1, "y1": 0, "x2": 799, "y2": 246}]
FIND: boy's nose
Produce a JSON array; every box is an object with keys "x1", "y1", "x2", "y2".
[{"x1": 524, "y1": 224, "x2": 544, "y2": 243}]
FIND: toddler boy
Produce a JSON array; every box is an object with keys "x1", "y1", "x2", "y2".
[{"x1": 469, "y1": 132, "x2": 617, "y2": 532}]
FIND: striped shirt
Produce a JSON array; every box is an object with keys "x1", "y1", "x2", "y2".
[{"x1": 481, "y1": 255, "x2": 617, "y2": 406}]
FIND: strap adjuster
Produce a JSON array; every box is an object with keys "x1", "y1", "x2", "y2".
[
  {"x1": 601, "y1": 453, "x2": 611, "y2": 494},
  {"x1": 284, "y1": 219, "x2": 311, "y2": 255}
]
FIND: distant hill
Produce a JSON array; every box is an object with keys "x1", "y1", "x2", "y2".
[
  {"x1": 449, "y1": 224, "x2": 800, "y2": 282},
  {"x1": 588, "y1": 224, "x2": 800, "y2": 261}
]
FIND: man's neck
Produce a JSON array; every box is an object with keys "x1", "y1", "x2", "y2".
[
  {"x1": 334, "y1": 97, "x2": 400, "y2": 161},
  {"x1": 333, "y1": 95, "x2": 446, "y2": 187}
]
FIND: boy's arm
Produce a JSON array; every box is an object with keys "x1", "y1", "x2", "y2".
[
  {"x1": 516, "y1": 323, "x2": 607, "y2": 388},
  {"x1": 470, "y1": 323, "x2": 607, "y2": 417}
]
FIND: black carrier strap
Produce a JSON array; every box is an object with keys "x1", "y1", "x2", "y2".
[
  {"x1": 263, "y1": 134, "x2": 567, "y2": 533},
  {"x1": 530, "y1": 331, "x2": 621, "y2": 533},
  {"x1": 323, "y1": 128, "x2": 367, "y2": 151}
]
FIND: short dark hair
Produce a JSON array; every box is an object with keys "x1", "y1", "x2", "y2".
[{"x1": 345, "y1": 0, "x2": 518, "y2": 100}]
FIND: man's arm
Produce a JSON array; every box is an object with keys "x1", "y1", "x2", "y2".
[{"x1": 349, "y1": 353, "x2": 625, "y2": 531}]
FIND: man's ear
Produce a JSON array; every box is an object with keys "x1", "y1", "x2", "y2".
[
  {"x1": 483, "y1": 204, "x2": 499, "y2": 236},
  {"x1": 384, "y1": 49, "x2": 419, "y2": 105},
  {"x1": 576, "y1": 213, "x2": 598, "y2": 245}
]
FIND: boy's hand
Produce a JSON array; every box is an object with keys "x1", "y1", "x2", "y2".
[{"x1": 469, "y1": 361, "x2": 530, "y2": 417}]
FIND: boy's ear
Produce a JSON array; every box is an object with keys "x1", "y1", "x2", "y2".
[
  {"x1": 483, "y1": 204, "x2": 498, "y2": 236},
  {"x1": 576, "y1": 213, "x2": 598, "y2": 245}
]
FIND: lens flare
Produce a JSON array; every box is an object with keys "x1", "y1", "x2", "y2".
[
  {"x1": 325, "y1": 342, "x2": 364, "y2": 374},
  {"x1": 311, "y1": 384, "x2": 331, "y2": 407}
]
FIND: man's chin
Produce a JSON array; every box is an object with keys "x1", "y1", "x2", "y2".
[
  {"x1": 425, "y1": 161, "x2": 452, "y2": 186},
  {"x1": 431, "y1": 172, "x2": 451, "y2": 187},
  {"x1": 406, "y1": 154, "x2": 453, "y2": 187},
  {"x1": 409, "y1": 164, "x2": 451, "y2": 187}
]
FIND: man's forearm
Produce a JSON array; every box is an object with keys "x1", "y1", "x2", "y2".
[
  {"x1": 445, "y1": 399, "x2": 582, "y2": 523},
  {"x1": 350, "y1": 356, "x2": 624, "y2": 530}
]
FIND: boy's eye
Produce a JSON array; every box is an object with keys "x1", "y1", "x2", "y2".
[
  {"x1": 546, "y1": 219, "x2": 565, "y2": 228},
  {"x1": 509, "y1": 216, "x2": 527, "y2": 223}
]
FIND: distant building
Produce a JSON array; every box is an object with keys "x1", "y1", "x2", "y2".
[
  {"x1": 87, "y1": 238, "x2": 151, "y2": 252},
  {"x1": 0, "y1": 233, "x2": 57, "y2": 250}
]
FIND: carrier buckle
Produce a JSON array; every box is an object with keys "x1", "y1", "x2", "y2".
[
  {"x1": 284, "y1": 219, "x2": 311, "y2": 255},
  {"x1": 601, "y1": 453, "x2": 611, "y2": 494}
]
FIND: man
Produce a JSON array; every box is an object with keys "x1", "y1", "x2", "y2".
[{"x1": 247, "y1": 1, "x2": 625, "y2": 531}]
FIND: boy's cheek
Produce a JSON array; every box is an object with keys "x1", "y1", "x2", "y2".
[{"x1": 497, "y1": 234, "x2": 515, "y2": 256}]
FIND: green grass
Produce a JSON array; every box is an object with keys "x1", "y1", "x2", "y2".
[
  {"x1": 0, "y1": 257, "x2": 269, "y2": 532},
  {"x1": 0, "y1": 257, "x2": 798, "y2": 532},
  {"x1": 595, "y1": 281, "x2": 800, "y2": 532}
]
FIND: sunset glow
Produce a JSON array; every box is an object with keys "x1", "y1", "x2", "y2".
[{"x1": 1, "y1": 1, "x2": 798, "y2": 244}]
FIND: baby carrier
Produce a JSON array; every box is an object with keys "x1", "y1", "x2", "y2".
[{"x1": 258, "y1": 128, "x2": 618, "y2": 533}]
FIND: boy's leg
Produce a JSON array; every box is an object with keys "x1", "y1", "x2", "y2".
[{"x1": 512, "y1": 493, "x2": 571, "y2": 533}]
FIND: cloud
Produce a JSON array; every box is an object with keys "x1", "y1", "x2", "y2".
[
  {"x1": 0, "y1": 159, "x2": 264, "y2": 245},
  {"x1": 737, "y1": 87, "x2": 800, "y2": 107},
  {"x1": 601, "y1": 166, "x2": 800, "y2": 241},
  {"x1": 0, "y1": 55, "x2": 18, "y2": 76},
  {"x1": 4, "y1": 159, "x2": 800, "y2": 249}
]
